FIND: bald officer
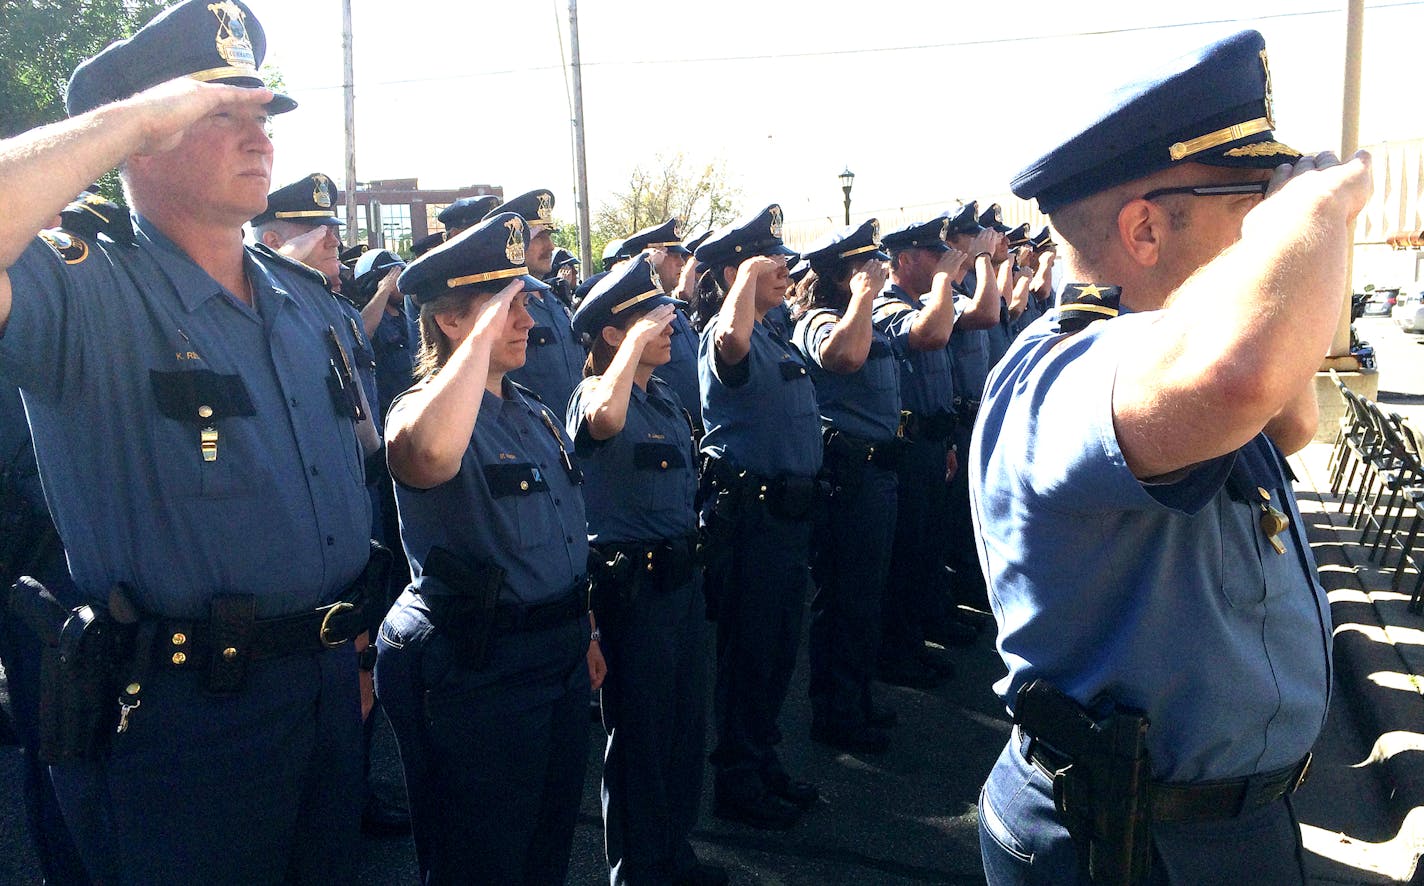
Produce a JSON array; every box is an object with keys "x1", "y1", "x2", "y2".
[{"x1": 971, "y1": 30, "x2": 1368, "y2": 884}]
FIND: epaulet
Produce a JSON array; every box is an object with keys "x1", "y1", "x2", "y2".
[
  {"x1": 59, "y1": 193, "x2": 134, "y2": 245},
  {"x1": 1056, "y1": 283, "x2": 1122, "y2": 334},
  {"x1": 37, "y1": 229, "x2": 91, "y2": 265},
  {"x1": 249, "y1": 242, "x2": 331, "y2": 289},
  {"x1": 508, "y1": 380, "x2": 547, "y2": 407}
]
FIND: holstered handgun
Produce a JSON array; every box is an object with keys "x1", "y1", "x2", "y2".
[
  {"x1": 1015, "y1": 679, "x2": 1152, "y2": 886},
  {"x1": 588, "y1": 547, "x2": 634, "y2": 622},
  {"x1": 419, "y1": 546, "x2": 505, "y2": 671}
]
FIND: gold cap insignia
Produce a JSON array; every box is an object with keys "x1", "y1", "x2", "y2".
[
  {"x1": 209, "y1": 2, "x2": 256, "y2": 70},
  {"x1": 505, "y1": 218, "x2": 526, "y2": 264},
  {"x1": 870, "y1": 219, "x2": 881, "y2": 244},
  {"x1": 1223, "y1": 141, "x2": 1298, "y2": 158},
  {"x1": 940, "y1": 218, "x2": 950, "y2": 241},
  {"x1": 672, "y1": 218, "x2": 683, "y2": 239},
  {"x1": 648, "y1": 262, "x2": 662, "y2": 292},
  {"x1": 1260, "y1": 49, "x2": 1276, "y2": 130},
  {"x1": 769, "y1": 205, "x2": 784, "y2": 239},
  {"x1": 313, "y1": 175, "x2": 333, "y2": 209},
  {"x1": 536, "y1": 192, "x2": 553, "y2": 223}
]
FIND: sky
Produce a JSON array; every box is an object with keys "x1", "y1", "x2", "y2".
[{"x1": 246, "y1": 0, "x2": 1424, "y2": 230}]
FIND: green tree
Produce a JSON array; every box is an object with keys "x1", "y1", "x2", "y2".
[
  {"x1": 0, "y1": 1, "x2": 170, "y2": 139},
  {"x1": 596, "y1": 153, "x2": 739, "y2": 242}
]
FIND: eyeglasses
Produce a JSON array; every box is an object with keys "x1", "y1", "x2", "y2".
[{"x1": 1140, "y1": 181, "x2": 1269, "y2": 201}]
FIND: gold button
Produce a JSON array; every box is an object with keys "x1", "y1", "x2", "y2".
[
  {"x1": 1257, "y1": 487, "x2": 1271, "y2": 501},
  {"x1": 171, "y1": 632, "x2": 187, "y2": 646},
  {"x1": 125, "y1": 683, "x2": 141, "y2": 695},
  {"x1": 646, "y1": 551, "x2": 654, "y2": 559},
  {"x1": 520, "y1": 480, "x2": 530, "y2": 491},
  {"x1": 198, "y1": 405, "x2": 213, "y2": 419},
  {"x1": 171, "y1": 652, "x2": 187, "y2": 665},
  {"x1": 660, "y1": 460, "x2": 669, "y2": 469},
  {"x1": 646, "y1": 564, "x2": 655, "y2": 572},
  {"x1": 222, "y1": 647, "x2": 238, "y2": 661}
]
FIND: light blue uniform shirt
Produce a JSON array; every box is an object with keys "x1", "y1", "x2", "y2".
[
  {"x1": 970, "y1": 310, "x2": 1332, "y2": 782},
  {"x1": 653, "y1": 307, "x2": 702, "y2": 426},
  {"x1": 0, "y1": 217, "x2": 372, "y2": 619},
  {"x1": 948, "y1": 276, "x2": 991, "y2": 404},
  {"x1": 873, "y1": 285, "x2": 957, "y2": 417},
  {"x1": 698, "y1": 315, "x2": 821, "y2": 478},
  {"x1": 794, "y1": 307, "x2": 900, "y2": 443},
  {"x1": 393, "y1": 379, "x2": 587, "y2": 605},
  {"x1": 567, "y1": 375, "x2": 696, "y2": 544},
  {"x1": 507, "y1": 289, "x2": 584, "y2": 418}
]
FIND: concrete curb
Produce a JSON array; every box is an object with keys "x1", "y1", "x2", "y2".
[{"x1": 1292, "y1": 444, "x2": 1424, "y2": 840}]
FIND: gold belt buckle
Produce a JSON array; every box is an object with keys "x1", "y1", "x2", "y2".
[{"x1": 319, "y1": 601, "x2": 356, "y2": 649}]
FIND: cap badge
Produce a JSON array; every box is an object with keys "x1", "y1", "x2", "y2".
[
  {"x1": 769, "y1": 205, "x2": 784, "y2": 239},
  {"x1": 870, "y1": 219, "x2": 881, "y2": 244},
  {"x1": 209, "y1": 2, "x2": 256, "y2": 69},
  {"x1": 504, "y1": 218, "x2": 526, "y2": 264},
  {"x1": 537, "y1": 192, "x2": 553, "y2": 223},
  {"x1": 648, "y1": 262, "x2": 661, "y2": 291},
  {"x1": 1259, "y1": 50, "x2": 1276, "y2": 130},
  {"x1": 313, "y1": 175, "x2": 333, "y2": 209},
  {"x1": 672, "y1": 218, "x2": 683, "y2": 239},
  {"x1": 939, "y1": 218, "x2": 950, "y2": 240}
]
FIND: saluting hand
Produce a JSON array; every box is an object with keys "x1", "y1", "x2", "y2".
[
  {"x1": 277, "y1": 224, "x2": 332, "y2": 267},
  {"x1": 627, "y1": 303, "x2": 677, "y2": 349},
  {"x1": 936, "y1": 245, "x2": 969, "y2": 279},
  {"x1": 1253, "y1": 150, "x2": 1373, "y2": 229},
  {"x1": 471, "y1": 278, "x2": 524, "y2": 339},
  {"x1": 127, "y1": 78, "x2": 275, "y2": 157},
  {"x1": 374, "y1": 267, "x2": 402, "y2": 309},
  {"x1": 850, "y1": 259, "x2": 887, "y2": 299}
]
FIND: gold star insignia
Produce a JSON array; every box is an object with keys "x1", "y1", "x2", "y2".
[{"x1": 1076, "y1": 284, "x2": 1105, "y2": 299}]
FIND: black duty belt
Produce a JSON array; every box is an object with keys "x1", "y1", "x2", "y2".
[
  {"x1": 1016, "y1": 726, "x2": 1311, "y2": 824},
  {"x1": 700, "y1": 456, "x2": 823, "y2": 522},
  {"x1": 157, "y1": 596, "x2": 367, "y2": 672},
  {"x1": 823, "y1": 430, "x2": 901, "y2": 470},
  {"x1": 952, "y1": 397, "x2": 981, "y2": 428},
  {"x1": 900, "y1": 409, "x2": 957, "y2": 443},
  {"x1": 487, "y1": 586, "x2": 586, "y2": 634}
]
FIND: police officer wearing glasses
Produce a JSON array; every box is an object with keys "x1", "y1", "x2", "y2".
[{"x1": 972, "y1": 30, "x2": 1368, "y2": 885}]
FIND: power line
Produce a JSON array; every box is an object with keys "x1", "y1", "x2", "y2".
[{"x1": 286, "y1": 1, "x2": 1424, "y2": 94}]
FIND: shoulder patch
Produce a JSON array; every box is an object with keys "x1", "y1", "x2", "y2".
[
  {"x1": 60, "y1": 193, "x2": 135, "y2": 245},
  {"x1": 872, "y1": 299, "x2": 914, "y2": 322},
  {"x1": 38, "y1": 229, "x2": 89, "y2": 265},
  {"x1": 249, "y1": 242, "x2": 331, "y2": 289},
  {"x1": 804, "y1": 308, "x2": 840, "y2": 339}
]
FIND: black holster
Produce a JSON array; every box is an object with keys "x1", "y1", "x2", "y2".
[
  {"x1": 588, "y1": 536, "x2": 697, "y2": 623},
  {"x1": 1015, "y1": 679, "x2": 1153, "y2": 886},
  {"x1": 419, "y1": 546, "x2": 506, "y2": 671}
]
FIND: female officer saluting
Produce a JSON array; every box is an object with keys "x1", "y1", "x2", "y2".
[
  {"x1": 567, "y1": 255, "x2": 725, "y2": 886},
  {"x1": 790, "y1": 220, "x2": 901, "y2": 755},
  {"x1": 374, "y1": 211, "x2": 605, "y2": 886},
  {"x1": 695, "y1": 205, "x2": 822, "y2": 831}
]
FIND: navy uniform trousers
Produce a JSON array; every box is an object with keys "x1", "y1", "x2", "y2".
[
  {"x1": 809, "y1": 451, "x2": 897, "y2": 728},
  {"x1": 376, "y1": 593, "x2": 590, "y2": 886},
  {"x1": 703, "y1": 490, "x2": 810, "y2": 799},
  {"x1": 979, "y1": 739, "x2": 1308, "y2": 885},
  {"x1": 880, "y1": 434, "x2": 952, "y2": 669},
  {"x1": 599, "y1": 574, "x2": 707, "y2": 885}
]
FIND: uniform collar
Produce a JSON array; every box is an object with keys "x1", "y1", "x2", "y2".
[{"x1": 133, "y1": 214, "x2": 296, "y2": 314}]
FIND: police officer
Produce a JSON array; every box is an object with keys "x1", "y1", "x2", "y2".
[
  {"x1": 873, "y1": 218, "x2": 968, "y2": 688},
  {"x1": 618, "y1": 218, "x2": 703, "y2": 430},
  {"x1": 567, "y1": 255, "x2": 725, "y2": 886},
  {"x1": 0, "y1": 2, "x2": 379, "y2": 881},
  {"x1": 496, "y1": 188, "x2": 585, "y2": 414},
  {"x1": 695, "y1": 204, "x2": 821, "y2": 830},
  {"x1": 375, "y1": 211, "x2": 605, "y2": 885},
  {"x1": 790, "y1": 220, "x2": 899, "y2": 754},
  {"x1": 972, "y1": 30, "x2": 1366, "y2": 884}
]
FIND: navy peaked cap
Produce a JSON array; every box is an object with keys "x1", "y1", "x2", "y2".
[
  {"x1": 694, "y1": 204, "x2": 798, "y2": 269},
  {"x1": 801, "y1": 219, "x2": 890, "y2": 269},
  {"x1": 495, "y1": 189, "x2": 558, "y2": 231},
  {"x1": 945, "y1": 202, "x2": 983, "y2": 237},
  {"x1": 438, "y1": 196, "x2": 501, "y2": 231},
  {"x1": 251, "y1": 173, "x2": 342, "y2": 228},
  {"x1": 66, "y1": 0, "x2": 295, "y2": 117},
  {"x1": 399, "y1": 211, "x2": 545, "y2": 308},
  {"x1": 1012, "y1": 30, "x2": 1300, "y2": 213},
  {"x1": 881, "y1": 217, "x2": 951, "y2": 252},
  {"x1": 978, "y1": 203, "x2": 1010, "y2": 233},
  {"x1": 622, "y1": 218, "x2": 691, "y2": 257},
  {"x1": 570, "y1": 254, "x2": 677, "y2": 339}
]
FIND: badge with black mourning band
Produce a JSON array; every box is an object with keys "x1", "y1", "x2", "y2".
[
  {"x1": 569, "y1": 253, "x2": 677, "y2": 340},
  {"x1": 149, "y1": 369, "x2": 257, "y2": 463},
  {"x1": 251, "y1": 173, "x2": 343, "y2": 228},
  {"x1": 397, "y1": 211, "x2": 546, "y2": 309},
  {"x1": 65, "y1": 0, "x2": 296, "y2": 118},
  {"x1": 1057, "y1": 284, "x2": 1122, "y2": 334}
]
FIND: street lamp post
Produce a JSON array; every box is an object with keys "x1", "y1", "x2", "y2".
[{"x1": 839, "y1": 167, "x2": 855, "y2": 226}]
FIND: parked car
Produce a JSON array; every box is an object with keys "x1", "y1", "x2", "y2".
[
  {"x1": 1392, "y1": 290, "x2": 1424, "y2": 333},
  {"x1": 1364, "y1": 287, "x2": 1401, "y2": 316}
]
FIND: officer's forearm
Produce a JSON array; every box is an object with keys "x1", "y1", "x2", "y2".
[
  {"x1": 907, "y1": 279, "x2": 957, "y2": 350},
  {"x1": 820, "y1": 292, "x2": 873, "y2": 374},
  {"x1": 386, "y1": 327, "x2": 493, "y2": 489},
  {"x1": 0, "y1": 104, "x2": 145, "y2": 274}
]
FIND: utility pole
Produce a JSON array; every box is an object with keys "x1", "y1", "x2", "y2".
[
  {"x1": 342, "y1": 0, "x2": 359, "y2": 248},
  {"x1": 568, "y1": 0, "x2": 593, "y2": 272},
  {"x1": 1329, "y1": 0, "x2": 1366, "y2": 365}
]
